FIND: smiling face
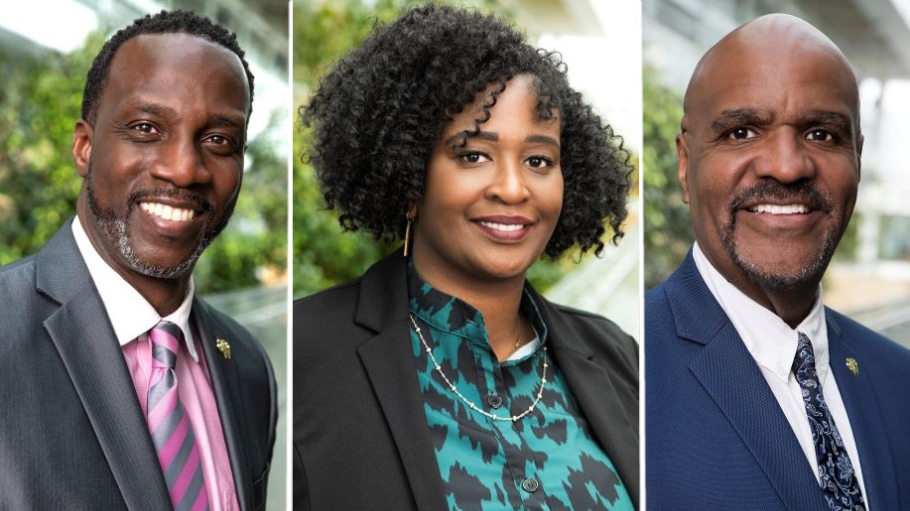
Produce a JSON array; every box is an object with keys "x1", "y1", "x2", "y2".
[
  {"x1": 73, "y1": 33, "x2": 249, "y2": 284},
  {"x1": 678, "y1": 16, "x2": 862, "y2": 305},
  {"x1": 411, "y1": 74, "x2": 563, "y2": 289}
]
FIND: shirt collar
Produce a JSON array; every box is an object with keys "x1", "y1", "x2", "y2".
[
  {"x1": 692, "y1": 243, "x2": 828, "y2": 383},
  {"x1": 406, "y1": 261, "x2": 548, "y2": 357},
  {"x1": 72, "y1": 217, "x2": 199, "y2": 361}
]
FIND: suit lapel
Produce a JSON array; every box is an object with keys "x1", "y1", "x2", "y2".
[
  {"x1": 38, "y1": 224, "x2": 171, "y2": 509},
  {"x1": 193, "y1": 300, "x2": 254, "y2": 511},
  {"x1": 827, "y1": 315, "x2": 898, "y2": 511},
  {"x1": 355, "y1": 255, "x2": 449, "y2": 511},
  {"x1": 668, "y1": 254, "x2": 827, "y2": 511},
  {"x1": 537, "y1": 298, "x2": 640, "y2": 507}
]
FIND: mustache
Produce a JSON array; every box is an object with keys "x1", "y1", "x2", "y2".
[
  {"x1": 730, "y1": 179, "x2": 832, "y2": 213},
  {"x1": 128, "y1": 188, "x2": 213, "y2": 214}
]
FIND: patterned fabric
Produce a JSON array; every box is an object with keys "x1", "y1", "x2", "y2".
[
  {"x1": 147, "y1": 321, "x2": 211, "y2": 511},
  {"x1": 408, "y1": 265, "x2": 634, "y2": 511},
  {"x1": 793, "y1": 333, "x2": 865, "y2": 511}
]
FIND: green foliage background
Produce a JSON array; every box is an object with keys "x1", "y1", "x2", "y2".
[
  {"x1": 0, "y1": 34, "x2": 287, "y2": 294},
  {"x1": 641, "y1": 67, "x2": 691, "y2": 289},
  {"x1": 291, "y1": 0, "x2": 609, "y2": 299}
]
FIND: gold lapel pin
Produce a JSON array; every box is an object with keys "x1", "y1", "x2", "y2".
[
  {"x1": 846, "y1": 358, "x2": 859, "y2": 377},
  {"x1": 216, "y1": 338, "x2": 232, "y2": 360}
]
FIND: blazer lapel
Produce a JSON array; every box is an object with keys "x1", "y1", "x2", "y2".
[
  {"x1": 38, "y1": 223, "x2": 171, "y2": 509},
  {"x1": 355, "y1": 255, "x2": 449, "y2": 511},
  {"x1": 193, "y1": 300, "x2": 255, "y2": 511},
  {"x1": 668, "y1": 254, "x2": 827, "y2": 511},
  {"x1": 827, "y1": 315, "x2": 898, "y2": 511},
  {"x1": 538, "y1": 298, "x2": 639, "y2": 507}
]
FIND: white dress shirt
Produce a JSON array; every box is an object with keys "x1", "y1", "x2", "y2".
[{"x1": 693, "y1": 243, "x2": 869, "y2": 506}]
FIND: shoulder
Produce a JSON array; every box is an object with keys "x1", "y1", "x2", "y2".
[
  {"x1": 537, "y1": 293, "x2": 638, "y2": 373},
  {"x1": 827, "y1": 307, "x2": 910, "y2": 364},
  {"x1": 293, "y1": 275, "x2": 364, "y2": 323}
]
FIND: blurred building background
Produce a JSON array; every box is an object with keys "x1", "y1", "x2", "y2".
[
  {"x1": 293, "y1": 0, "x2": 642, "y2": 340},
  {"x1": 644, "y1": 0, "x2": 910, "y2": 348},
  {"x1": 0, "y1": 2, "x2": 289, "y2": 509}
]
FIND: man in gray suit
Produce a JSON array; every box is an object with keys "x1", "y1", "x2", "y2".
[{"x1": 0, "y1": 11, "x2": 276, "y2": 510}]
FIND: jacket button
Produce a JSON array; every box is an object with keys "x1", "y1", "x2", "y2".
[
  {"x1": 487, "y1": 393, "x2": 503, "y2": 409},
  {"x1": 521, "y1": 478, "x2": 539, "y2": 493}
]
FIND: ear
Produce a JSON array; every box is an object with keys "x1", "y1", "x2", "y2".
[
  {"x1": 856, "y1": 133, "x2": 864, "y2": 182},
  {"x1": 676, "y1": 132, "x2": 691, "y2": 204},
  {"x1": 407, "y1": 202, "x2": 418, "y2": 220},
  {"x1": 73, "y1": 120, "x2": 93, "y2": 178}
]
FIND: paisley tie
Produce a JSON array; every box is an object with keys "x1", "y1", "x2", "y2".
[{"x1": 793, "y1": 333, "x2": 865, "y2": 511}]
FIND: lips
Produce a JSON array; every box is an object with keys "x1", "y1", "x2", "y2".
[
  {"x1": 139, "y1": 201, "x2": 196, "y2": 221},
  {"x1": 472, "y1": 215, "x2": 534, "y2": 242}
]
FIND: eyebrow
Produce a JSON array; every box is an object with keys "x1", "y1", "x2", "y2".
[
  {"x1": 710, "y1": 108, "x2": 774, "y2": 133},
  {"x1": 442, "y1": 130, "x2": 560, "y2": 150},
  {"x1": 130, "y1": 101, "x2": 179, "y2": 119},
  {"x1": 800, "y1": 110, "x2": 854, "y2": 134}
]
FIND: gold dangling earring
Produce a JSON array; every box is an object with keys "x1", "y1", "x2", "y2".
[{"x1": 403, "y1": 215, "x2": 414, "y2": 257}]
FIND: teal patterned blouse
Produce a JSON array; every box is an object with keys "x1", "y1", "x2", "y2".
[{"x1": 407, "y1": 265, "x2": 634, "y2": 511}]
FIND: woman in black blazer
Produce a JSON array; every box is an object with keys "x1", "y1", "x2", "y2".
[{"x1": 293, "y1": 5, "x2": 638, "y2": 510}]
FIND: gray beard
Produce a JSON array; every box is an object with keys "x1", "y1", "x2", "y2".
[{"x1": 85, "y1": 166, "x2": 227, "y2": 279}]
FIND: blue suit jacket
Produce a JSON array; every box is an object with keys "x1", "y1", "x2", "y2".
[{"x1": 645, "y1": 252, "x2": 910, "y2": 510}]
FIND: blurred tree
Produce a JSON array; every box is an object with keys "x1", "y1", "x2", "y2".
[
  {"x1": 642, "y1": 66, "x2": 692, "y2": 289},
  {"x1": 292, "y1": 0, "x2": 584, "y2": 299},
  {"x1": 0, "y1": 33, "x2": 286, "y2": 294}
]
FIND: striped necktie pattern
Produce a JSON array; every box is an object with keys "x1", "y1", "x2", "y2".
[{"x1": 148, "y1": 320, "x2": 210, "y2": 511}]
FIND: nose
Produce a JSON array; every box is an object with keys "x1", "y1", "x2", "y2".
[
  {"x1": 752, "y1": 129, "x2": 816, "y2": 183},
  {"x1": 149, "y1": 138, "x2": 211, "y2": 187},
  {"x1": 485, "y1": 158, "x2": 530, "y2": 204}
]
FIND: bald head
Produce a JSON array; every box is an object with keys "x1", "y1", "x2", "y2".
[{"x1": 684, "y1": 14, "x2": 859, "y2": 128}]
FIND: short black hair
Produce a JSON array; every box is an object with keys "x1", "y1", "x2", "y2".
[
  {"x1": 302, "y1": 4, "x2": 632, "y2": 258},
  {"x1": 81, "y1": 9, "x2": 254, "y2": 125}
]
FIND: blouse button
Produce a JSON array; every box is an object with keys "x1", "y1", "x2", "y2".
[
  {"x1": 521, "y1": 478, "x2": 539, "y2": 493},
  {"x1": 487, "y1": 393, "x2": 503, "y2": 409}
]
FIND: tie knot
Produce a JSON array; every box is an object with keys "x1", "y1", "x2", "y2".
[
  {"x1": 149, "y1": 320, "x2": 182, "y2": 369},
  {"x1": 792, "y1": 332, "x2": 817, "y2": 381}
]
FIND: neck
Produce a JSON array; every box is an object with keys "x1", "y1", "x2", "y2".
[
  {"x1": 750, "y1": 284, "x2": 817, "y2": 329},
  {"x1": 412, "y1": 257, "x2": 528, "y2": 362}
]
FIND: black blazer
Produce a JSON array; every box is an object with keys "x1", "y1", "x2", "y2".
[
  {"x1": 0, "y1": 221, "x2": 277, "y2": 511},
  {"x1": 293, "y1": 253, "x2": 639, "y2": 510}
]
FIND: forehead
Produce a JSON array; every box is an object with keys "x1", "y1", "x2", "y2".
[
  {"x1": 444, "y1": 74, "x2": 558, "y2": 134},
  {"x1": 688, "y1": 39, "x2": 858, "y2": 126},
  {"x1": 100, "y1": 33, "x2": 250, "y2": 118}
]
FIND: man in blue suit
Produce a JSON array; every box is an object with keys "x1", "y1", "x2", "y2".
[{"x1": 646, "y1": 13, "x2": 910, "y2": 511}]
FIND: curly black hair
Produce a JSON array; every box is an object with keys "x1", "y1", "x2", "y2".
[
  {"x1": 81, "y1": 9, "x2": 254, "y2": 126},
  {"x1": 302, "y1": 4, "x2": 632, "y2": 258}
]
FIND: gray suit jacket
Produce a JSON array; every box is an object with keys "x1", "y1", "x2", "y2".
[{"x1": 0, "y1": 220, "x2": 277, "y2": 511}]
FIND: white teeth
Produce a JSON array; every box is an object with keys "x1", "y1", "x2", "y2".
[
  {"x1": 140, "y1": 202, "x2": 196, "y2": 222},
  {"x1": 751, "y1": 204, "x2": 809, "y2": 215},
  {"x1": 479, "y1": 221, "x2": 526, "y2": 232}
]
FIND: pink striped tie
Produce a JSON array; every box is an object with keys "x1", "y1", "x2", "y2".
[{"x1": 147, "y1": 321, "x2": 210, "y2": 511}]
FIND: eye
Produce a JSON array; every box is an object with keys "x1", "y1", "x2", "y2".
[
  {"x1": 526, "y1": 155, "x2": 553, "y2": 168},
  {"x1": 806, "y1": 129, "x2": 834, "y2": 142},
  {"x1": 458, "y1": 151, "x2": 490, "y2": 164},
  {"x1": 727, "y1": 127, "x2": 757, "y2": 140},
  {"x1": 132, "y1": 122, "x2": 157, "y2": 134}
]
